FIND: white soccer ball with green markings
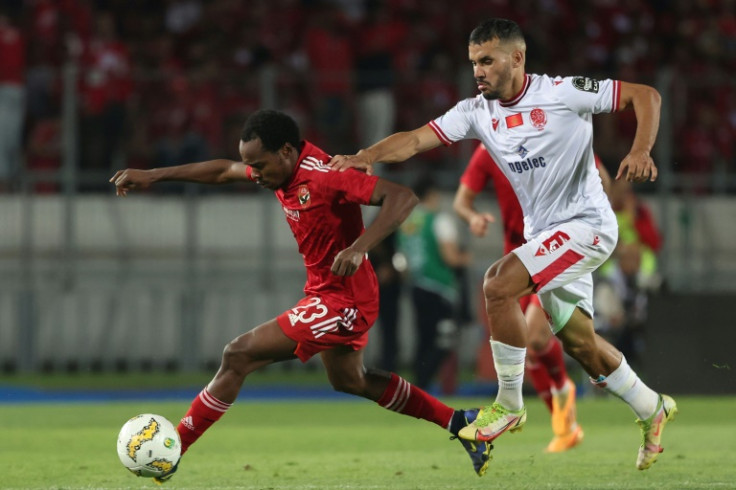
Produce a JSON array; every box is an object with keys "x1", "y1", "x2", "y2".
[{"x1": 116, "y1": 413, "x2": 181, "y2": 477}]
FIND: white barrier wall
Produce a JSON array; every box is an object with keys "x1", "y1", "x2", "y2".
[{"x1": 0, "y1": 192, "x2": 734, "y2": 370}]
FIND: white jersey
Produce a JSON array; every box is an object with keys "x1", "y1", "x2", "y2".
[{"x1": 429, "y1": 73, "x2": 618, "y2": 238}]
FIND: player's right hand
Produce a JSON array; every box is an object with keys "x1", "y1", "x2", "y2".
[
  {"x1": 616, "y1": 150, "x2": 658, "y2": 183},
  {"x1": 469, "y1": 212, "x2": 495, "y2": 237},
  {"x1": 109, "y1": 169, "x2": 153, "y2": 197},
  {"x1": 329, "y1": 151, "x2": 374, "y2": 175},
  {"x1": 331, "y1": 246, "x2": 364, "y2": 276}
]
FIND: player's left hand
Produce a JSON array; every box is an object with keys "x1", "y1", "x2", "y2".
[
  {"x1": 329, "y1": 152, "x2": 374, "y2": 175},
  {"x1": 616, "y1": 150, "x2": 658, "y2": 183},
  {"x1": 331, "y1": 247, "x2": 365, "y2": 276}
]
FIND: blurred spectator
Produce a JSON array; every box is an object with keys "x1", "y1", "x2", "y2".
[
  {"x1": 304, "y1": 2, "x2": 354, "y2": 154},
  {"x1": 353, "y1": 0, "x2": 405, "y2": 150},
  {"x1": 678, "y1": 101, "x2": 727, "y2": 180},
  {"x1": 6, "y1": 0, "x2": 735, "y2": 193},
  {"x1": 78, "y1": 11, "x2": 132, "y2": 188},
  {"x1": 396, "y1": 175, "x2": 471, "y2": 392},
  {"x1": 25, "y1": 43, "x2": 58, "y2": 123},
  {"x1": 367, "y1": 232, "x2": 402, "y2": 373},
  {"x1": 596, "y1": 178, "x2": 664, "y2": 371},
  {"x1": 26, "y1": 115, "x2": 61, "y2": 193},
  {"x1": 164, "y1": 0, "x2": 202, "y2": 35},
  {"x1": 605, "y1": 179, "x2": 663, "y2": 288},
  {"x1": 594, "y1": 242, "x2": 651, "y2": 370},
  {"x1": 0, "y1": 8, "x2": 25, "y2": 191},
  {"x1": 150, "y1": 75, "x2": 209, "y2": 169}
]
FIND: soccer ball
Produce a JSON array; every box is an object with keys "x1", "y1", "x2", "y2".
[{"x1": 116, "y1": 413, "x2": 181, "y2": 477}]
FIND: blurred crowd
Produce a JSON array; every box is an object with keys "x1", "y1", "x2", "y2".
[{"x1": 0, "y1": 0, "x2": 735, "y2": 192}]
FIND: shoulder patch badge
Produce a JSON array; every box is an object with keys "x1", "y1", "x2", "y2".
[{"x1": 572, "y1": 76, "x2": 599, "y2": 93}]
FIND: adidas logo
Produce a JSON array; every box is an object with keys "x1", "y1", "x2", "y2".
[{"x1": 181, "y1": 416, "x2": 194, "y2": 431}]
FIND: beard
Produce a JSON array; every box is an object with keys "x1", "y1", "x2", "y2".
[{"x1": 478, "y1": 67, "x2": 512, "y2": 100}]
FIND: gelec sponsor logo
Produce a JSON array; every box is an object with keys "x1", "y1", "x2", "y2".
[{"x1": 508, "y1": 156, "x2": 546, "y2": 174}]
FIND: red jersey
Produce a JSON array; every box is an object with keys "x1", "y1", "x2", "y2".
[
  {"x1": 0, "y1": 23, "x2": 24, "y2": 85},
  {"x1": 461, "y1": 144, "x2": 525, "y2": 253},
  {"x1": 461, "y1": 144, "x2": 604, "y2": 254},
  {"x1": 250, "y1": 141, "x2": 380, "y2": 323}
]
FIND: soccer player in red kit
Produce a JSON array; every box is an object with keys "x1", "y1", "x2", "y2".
[
  {"x1": 110, "y1": 110, "x2": 493, "y2": 481},
  {"x1": 453, "y1": 144, "x2": 611, "y2": 453}
]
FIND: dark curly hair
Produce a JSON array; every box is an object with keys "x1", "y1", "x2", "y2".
[{"x1": 241, "y1": 110, "x2": 301, "y2": 152}]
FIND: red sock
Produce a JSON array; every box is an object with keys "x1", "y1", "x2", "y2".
[
  {"x1": 377, "y1": 373, "x2": 454, "y2": 429},
  {"x1": 536, "y1": 337, "x2": 568, "y2": 391},
  {"x1": 177, "y1": 388, "x2": 232, "y2": 455},
  {"x1": 526, "y1": 356, "x2": 553, "y2": 412}
]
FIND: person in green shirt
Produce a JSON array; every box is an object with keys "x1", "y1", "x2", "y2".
[{"x1": 397, "y1": 176, "x2": 471, "y2": 390}]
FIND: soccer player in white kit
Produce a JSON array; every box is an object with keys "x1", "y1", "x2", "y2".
[{"x1": 331, "y1": 18, "x2": 677, "y2": 472}]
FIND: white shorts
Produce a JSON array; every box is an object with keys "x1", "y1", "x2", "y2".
[{"x1": 512, "y1": 221, "x2": 617, "y2": 332}]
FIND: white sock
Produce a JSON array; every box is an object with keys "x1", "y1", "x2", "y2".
[
  {"x1": 491, "y1": 339, "x2": 526, "y2": 411},
  {"x1": 550, "y1": 378, "x2": 570, "y2": 397},
  {"x1": 591, "y1": 356, "x2": 659, "y2": 419}
]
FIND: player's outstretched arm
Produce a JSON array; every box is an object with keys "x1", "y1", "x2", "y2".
[
  {"x1": 329, "y1": 125, "x2": 442, "y2": 174},
  {"x1": 331, "y1": 179, "x2": 418, "y2": 277},
  {"x1": 453, "y1": 183, "x2": 495, "y2": 237},
  {"x1": 109, "y1": 159, "x2": 248, "y2": 196},
  {"x1": 615, "y1": 81, "x2": 661, "y2": 183}
]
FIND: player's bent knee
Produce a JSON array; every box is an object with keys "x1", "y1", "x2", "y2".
[
  {"x1": 221, "y1": 336, "x2": 257, "y2": 374},
  {"x1": 330, "y1": 376, "x2": 366, "y2": 396},
  {"x1": 328, "y1": 369, "x2": 369, "y2": 396},
  {"x1": 482, "y1": 275, "x2": 512, "y2": 303}
]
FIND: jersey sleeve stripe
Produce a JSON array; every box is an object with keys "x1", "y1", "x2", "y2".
[
  {"x1": 428, "y1": 120, "x2": 453, "y2": 146},
  {"x1": 612, "y1": 80, "x2": 621, "y2": 112},
  {"x1": 301, "y1": 161, "x2": 330, "y2": 173}
]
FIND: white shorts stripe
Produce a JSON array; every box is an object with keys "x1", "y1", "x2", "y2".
[
  {"x1": 512, "y1": 221, "x2": 617, "y2": 331},
  {"x1": 309, "y1": 316, "x2": 342, "y2": 332}
]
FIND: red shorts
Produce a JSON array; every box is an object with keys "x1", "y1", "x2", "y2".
[
  {"x1": 519, "y1": 293, "x2": 542, "y2": 313},
  {"x1": 276, "y1": 296, "x2": 373, "y2": 362}
]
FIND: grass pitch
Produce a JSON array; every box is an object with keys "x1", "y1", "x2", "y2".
[{"x1": 1, "y1": 395, "x2": 735, "y2": 489}]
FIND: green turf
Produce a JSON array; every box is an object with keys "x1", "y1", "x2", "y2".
[{"x1": 2, "y1": 396, "x2": 735, "y2": 489}]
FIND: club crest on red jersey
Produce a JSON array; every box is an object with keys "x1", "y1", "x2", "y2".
[
  {"x1": 297, "y1": 185, "x2": 311, "y2": 208},
  {"x1": 535, "y1": 230, "x2": 570, "y2": 256},
  {"x1": 530, "y1": 108, "x2": 547, "y2": 130}
]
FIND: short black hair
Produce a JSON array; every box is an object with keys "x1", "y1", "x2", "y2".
[
  {"x1": 241, "y1": 110, "x2": 300, "y2": 152},
  {"x1": 469, "y1": 18, "x2": 525, "y2": 46}
]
